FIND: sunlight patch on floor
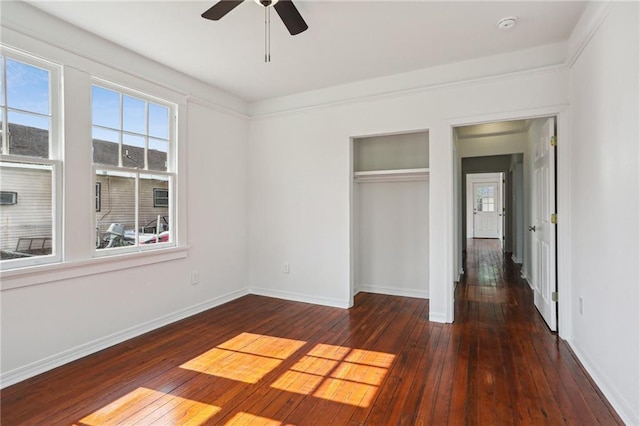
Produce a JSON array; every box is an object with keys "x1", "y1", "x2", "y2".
[
  {"x1": 79, "y1": 387, "x2": 220, "y2": 426},
  {"x1": 181, "y1": 332, "x2": 307, "y2": 384},
  {"x1": 270, "y1": 343, "x2": 395, "y2": 408},
  {"x1": 224, "y1": 411, "x2": 293, "y2": 425}
]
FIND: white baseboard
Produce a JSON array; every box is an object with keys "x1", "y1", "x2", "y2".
[
  {"x1": 525, "y1": 277, "x2": 534, "y2": 289},
  {"x1": 359, "y1": 284, "x2": 428, "y2": 299},
  {"x1": 0, "y1": 288, "x2": 249, "y2": 389},
  {"x1": 512, "y1": 254, "x2": 522, "y2": 264},
  {"x1": 429, "y1": 311, "x2": 449, "y2": 323},
  {"x1": 521, "y1": 269, "x2": 533, "y2": 288},
  {"x1": 250, "y1": 287, "x2": 351, "y2": 309},
  {"x1": 568, "y1": 339, "x2": 638, "y2": 425}
]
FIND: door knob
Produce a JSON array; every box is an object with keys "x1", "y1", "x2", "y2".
[{"x1": 528, "y1": 226, "x2": 536, "y2": 232}]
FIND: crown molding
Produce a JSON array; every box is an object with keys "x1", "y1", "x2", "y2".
[{"x1": 566, "y1": 1, "x2": 615, "y2": 68}]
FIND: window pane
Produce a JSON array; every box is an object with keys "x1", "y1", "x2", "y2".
[
  {"x1": 139, "y1": 175, "x2": 170, "y2": 245},
  {"x1": 92, "y1": 86, "x2": 120, "y2": 129},
  {"x1": 122, "y1": 134, "x2": 145, "y2": 168},
  {"x1": 148, "y1": 103, "x2": 169, "y2": 139},
  {"x1": 123, "y1": 95, "x2": 145, "y2": 134},
  {"x1": 8, "y1": 112, "x2": 50, "y2": 158},
  {"x1": 148, "y1": 138, "x2": 168, "y2": 171},
  {"x1": 93, "y1": 127, "x2": 119, "y2": 166},
  {"x1": 6, "y1": 58, "x2": 49, "y2": 115},
  {"x1": 95, "y1": 170, "x2": 136, "y2": 249},
  {"x1": 0, "y1": 162, "x2": 54, "y2": 261}
]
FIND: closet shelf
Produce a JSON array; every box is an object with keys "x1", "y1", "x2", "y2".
[{"x1": 354, "y1": 168, "x2": 430, "y2": 183}]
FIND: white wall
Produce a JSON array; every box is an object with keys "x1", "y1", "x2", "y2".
[
  {"x1": 356, "y1": 180, "x2": 429, "y2": 298},
  {"x1": 0, "y1": 3, "x2": 250, "y2": 386},
  {"x1": 248, "y1": 66, "x2": 569, "y2": 319},
  {"x1": 567, "y1": 3, "x2": 639, "y2": 423}
]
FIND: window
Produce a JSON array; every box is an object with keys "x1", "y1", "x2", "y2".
[
  {"x1": 95, "y1": 182, "x2": 101, "y2": 212},
  {"x1": 153, "y1": 188, "x2": 168, "y2": 208},
  {"x1": 92, "y1": 82, "x2": 174, "y2": 252},
  {"x1": 0, "y1": 191, "x2": 17, "y2": 205},
  {"x1": 0, "y1": 50, "x2": 61, "y2": 269},
  {"x1": 475, "y1": 185, "x2": 496, "y2": 212}
]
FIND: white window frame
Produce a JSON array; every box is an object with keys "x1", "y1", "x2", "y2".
[
  {"x1": 90, "y1": 78, "x2": 177, "y2": 258},
  {"x1": 0, "y1": 47, "x2": 62, "y2": 270}
]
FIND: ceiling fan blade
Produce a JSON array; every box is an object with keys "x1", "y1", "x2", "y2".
[
  {"x1": 202, "y1": 0, "x2": 244, "y2": 20},
  {"x1": 273, "y1": 0, "x2": 308, "y2": 35}
]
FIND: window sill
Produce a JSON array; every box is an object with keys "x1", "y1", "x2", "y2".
[{"x1": 0, "y1": 245, "x2": 189, "y2": 291}]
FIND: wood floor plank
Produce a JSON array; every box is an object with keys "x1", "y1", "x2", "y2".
[{"x1": 1, "y1": 239, "x2": 624, "y2": 426}]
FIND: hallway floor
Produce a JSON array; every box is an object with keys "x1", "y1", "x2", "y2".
[{"x1": 454, "y1": 238, "x2": 622, "y2": 424}]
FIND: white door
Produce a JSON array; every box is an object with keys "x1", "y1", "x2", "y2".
[
  {"x1": 531, "y1": 117, "x2": 557, "y2": 331},
  {"x1": 473, "y1": 182, "x2": 500, "y2": 238}
]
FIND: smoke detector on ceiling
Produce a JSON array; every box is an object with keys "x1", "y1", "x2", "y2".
[{"x1": 497, "y1": 16, "x2": 517, "y2": 30}]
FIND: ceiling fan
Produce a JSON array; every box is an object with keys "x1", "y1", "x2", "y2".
[{"x1": 201, "y1": 0, "x2": 308, "y2": 36}]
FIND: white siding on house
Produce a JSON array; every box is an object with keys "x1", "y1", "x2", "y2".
[{"x1": 0, "y1": 164, "x2": 53, "y2": 253}]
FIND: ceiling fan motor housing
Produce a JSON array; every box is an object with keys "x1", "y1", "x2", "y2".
[{"x1": 257, "y1": 0, "x2": 277, "y2": 7}]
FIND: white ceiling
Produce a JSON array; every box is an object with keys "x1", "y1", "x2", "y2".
[{"x1": 26, "y1": 1, "x2": 587, "y2": 103}]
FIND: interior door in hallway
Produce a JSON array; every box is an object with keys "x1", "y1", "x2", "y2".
[
  {"x1": 531, "y1": 117, "x2": 557, "y2": 331},
  {"x1": 473, "y1": 181, "x2": 500, "y2": 238}
]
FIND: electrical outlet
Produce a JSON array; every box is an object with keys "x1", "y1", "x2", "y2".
[
  {"x1": 283, "y1": 263, "x2": 290, "y2": 274},
  {"x1": 579, "y1": 297, "x2": 583, "y2": 315},
  {"x1": 191, "y1": 271, "x2": 200, "y2": 285}
]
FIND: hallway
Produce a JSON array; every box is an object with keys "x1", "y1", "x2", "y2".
[{"x1": 454, "y1": 239, "x2": 621, "y2": 424}]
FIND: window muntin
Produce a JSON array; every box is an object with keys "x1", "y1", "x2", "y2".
[
  {"x1": 0, "y1": 50, "x2": 60, "y2": 270},
  {"x1": 92, "y1": 82, "x2": 175, "y2": 254}
]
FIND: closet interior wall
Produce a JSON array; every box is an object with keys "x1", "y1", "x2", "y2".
[{"x1": 352, "y1": 132, "x2": 430, "y2": 299}]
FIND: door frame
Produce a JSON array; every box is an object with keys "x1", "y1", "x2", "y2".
[{"x1": 448, "y1": 106, "x2": 571, "y2": 340}]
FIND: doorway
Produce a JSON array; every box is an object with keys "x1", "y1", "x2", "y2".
[{"x1": 453, "y1": 116, "x2": 559, "y2": 332}]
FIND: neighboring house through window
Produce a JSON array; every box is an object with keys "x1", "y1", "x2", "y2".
[
  {"x1": 92, "y1": 82, "x2": 175, "y2": 251},
  {"x1": 0, "y1": 49, "x2": 61, "y2": 268}
]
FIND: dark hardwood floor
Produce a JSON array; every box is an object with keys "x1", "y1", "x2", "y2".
[{"x1": 1, "y1": 239, "x2": 622, "y2": 425}]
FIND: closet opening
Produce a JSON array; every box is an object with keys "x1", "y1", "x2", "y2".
[{"x1": 350, "y1": 130, "x2": 430, "y2": 302}]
